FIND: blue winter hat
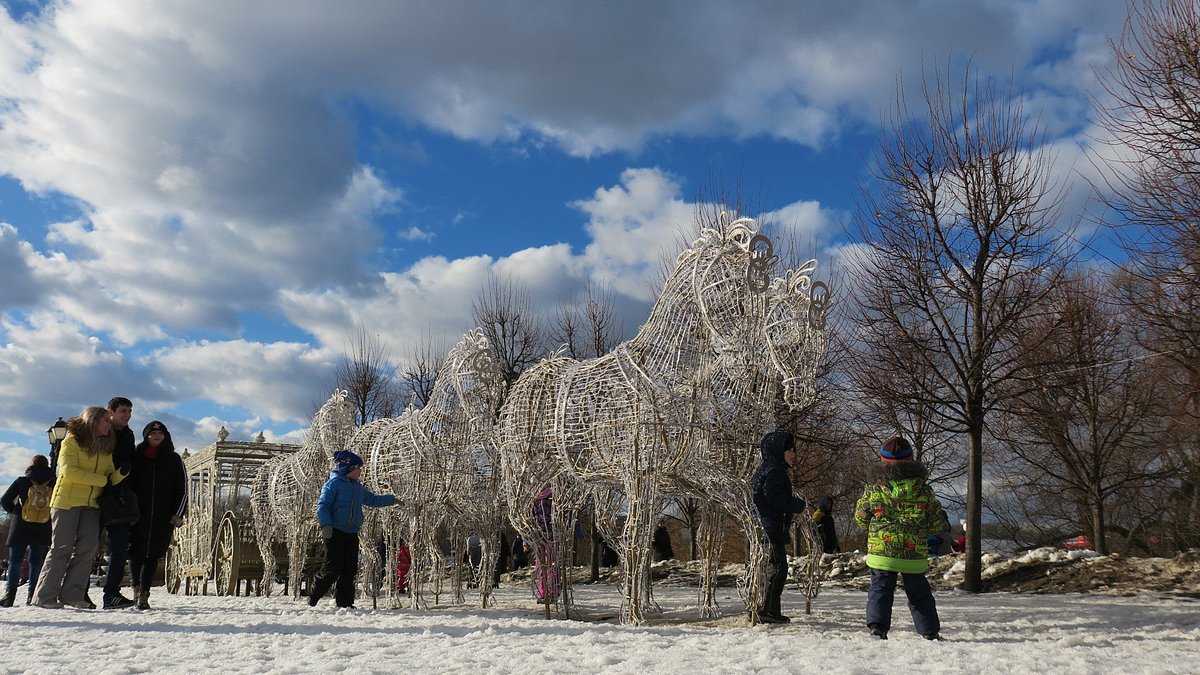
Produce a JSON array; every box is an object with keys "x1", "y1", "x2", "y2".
[
  {"x1": 333, "y1": 450, "x2": 364, "y2": 475},
  {"x1": 880, "y1": 436, "x2": 914, "y2": 462}
]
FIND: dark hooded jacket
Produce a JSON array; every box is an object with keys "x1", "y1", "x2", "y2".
[
  {"x1": 129, "y1": 421, "x2": 188, "y2": 535},
  {"x1": 854, "y1": 459, "x2": 945, "y2": 573},
  {"x1": 752, "y1": 431, "x2": 806, "y2": 545},
  {"x1": 2, "y1": 462, "x2": 55, "y2": 547}
]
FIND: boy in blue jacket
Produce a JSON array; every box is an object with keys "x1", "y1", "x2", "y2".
[{"x1": 309, "y1": 450, "x2": 397, "y2": 608}]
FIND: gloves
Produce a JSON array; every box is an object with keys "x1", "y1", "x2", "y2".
[
  {"x1": 321, "y1": 526, "x2": 333, "y2": 540},
  {"x1": 118, "y1": 463, "x2": 131, "y2": 476}
]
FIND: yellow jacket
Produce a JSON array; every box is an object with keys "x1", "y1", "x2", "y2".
[{"x1": 51, "y1": 434, "x2": 126, "y2": 509}]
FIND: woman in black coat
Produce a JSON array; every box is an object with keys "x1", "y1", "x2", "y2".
[
  {"x1": 126, "y1": 421, "x2": 187, "y2": 610},
  {"x1": 1, "y1": 455, "x2": 54, "y2": 607}
]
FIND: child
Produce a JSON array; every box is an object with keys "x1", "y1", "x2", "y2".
[
  {"x1": 854, "y1": 436, "x2": 945, "y2": 640},
  {"x1": 309, "y1": 450, "x2": 397, "y2": 608}
]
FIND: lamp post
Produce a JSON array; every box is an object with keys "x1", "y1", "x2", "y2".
[{"x1": 47, "y1": 416, "x2": 68, "y2": 474}]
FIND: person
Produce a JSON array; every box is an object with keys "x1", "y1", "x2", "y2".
[
  {"x1": 652, "y1": 520, "x2": 675, "y2": 561},
  {"x1": 1, "y1": 455, "x2": 55, "y2": 607},
  {"x1": 953, "y1": 519, "x2": 967, "y2": 553},
  {"x1": 101, "y1": 396, "x2": 138, "y2": 610},
  {"x1": 466, "y1": 533, "x2": 482, "y2": 588},
  {"x1": 854, "y1": 436, "x2": 946, "y2": 641},
  {"x1": 511, "y1": 536, "x2": 529, "y2": 569},
  {"x1": 126, "y1": 421, "x2": 187, "y2": 610},
  {"x1": 33, "y1": 406, "x2": 129, "y2": 609},
  {"x1": 532, "y1": 484, "x2": 556, "y2": 602},
  {"x1": 751, "y1": 430, "x2": 806, "y2": 624},
  {"x1": 812, "y1": 495, "x2": 840, "y2": 554},
  {"x1": 309, "y1": 450, "x2": 397, "y2": 608},
  {"x1": 395, "y1": 538, "x2": 411, "y2": 594}
]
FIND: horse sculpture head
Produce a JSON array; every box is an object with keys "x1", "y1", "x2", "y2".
[
  {"x1": 764, "y1": 261, "x2": 829, "y2": 410},
  {"x1": 310, "y1": 388, "x2": 356, "y2": 457},
  {"x1": 690, "y1": 215, "x2": 776, "y2": 360},
  {"x1": 434, "y1": 328, "x2": 506, "y2": 437}
]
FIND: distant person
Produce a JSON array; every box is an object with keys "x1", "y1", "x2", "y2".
[
  {"x1": 1, "y1": 455, "x2": 54, "y2": 607},
  {"x1": 309, "y1": 451, "x2": 397, "y2": 608},
  {"x1": 395, "y1": 538, "x2": 411, "y2": 594},
  {"x1": 126, "y1": 421, "x2": 187, "y2": 610},
  {"x1": 652, "y1": 520, "x2": 675, "y2": 561},
  {"x1": 466, "y1": 533, "x2": 483, "y2": 588},
  {"x1": 812, "y1": 495, "x2": 840, "y2": 554},
  {"x1": 532, "y1": 484, "x2": 556, "y2": 602},
  {"x1": 751, "y1": 430, "x2": 806, "y2": 624},
  {"x1": 511, "y1": 537, "x2": 529, "y2": 569},
  {"x1": 33, "y1": 406, "x2": 129, "y2": 609},
  {"x1": 854, "y1": 436, "x2": 945, "y2": 641},
  {"x1": 101, "y1": 396, "x2": 138, "y2": 610}
]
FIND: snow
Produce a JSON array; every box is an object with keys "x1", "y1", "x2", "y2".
[{"x1": 2, "y1": 580, "x2": 1198, "y2": 674}]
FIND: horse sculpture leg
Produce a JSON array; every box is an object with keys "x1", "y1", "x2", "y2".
[{"x1": 696, "y1": 501, "x2": 726, "y2": 619}]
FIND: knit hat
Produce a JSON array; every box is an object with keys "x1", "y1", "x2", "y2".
[
  {"x1": 333, "y1": 449, "x2": 364, "y2": 475},
  {"x1": 879, "y1": 436, "x2": 914, "y2": 462}
]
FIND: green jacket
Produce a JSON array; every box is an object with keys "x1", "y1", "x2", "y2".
[
  {"x1": 51, "y1": 434, "x2": 126, "y2": 510},
  {"x1": 854, "y1": 459, "x2": 944, "y2": 573}
]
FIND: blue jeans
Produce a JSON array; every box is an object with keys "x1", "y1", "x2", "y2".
[
  {"x1": 103, "y1": 523, "x2": 132, "y2": 596},
  {"x1": 866, "y1": 568, "x2": 940, "y2": 635},
  {"x1": 6, "y1": 544, "x2": 49, "y2": 595}
]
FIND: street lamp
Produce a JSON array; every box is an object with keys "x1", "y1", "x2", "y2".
[{"x1": 47, "y1": 416, "x2": 68, "y2": 474}]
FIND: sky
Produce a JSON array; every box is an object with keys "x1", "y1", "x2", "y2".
[
  {"x1": 1, "y1": 566, "x2": 1197, "y2": 673},
  {"x1": 0, "y1": 0, "x2": 1137, "y2": 484}
]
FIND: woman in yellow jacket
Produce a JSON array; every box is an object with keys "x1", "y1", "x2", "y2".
[{"x1": 33, "y1": 406, "x2": 128, "y2": 609}]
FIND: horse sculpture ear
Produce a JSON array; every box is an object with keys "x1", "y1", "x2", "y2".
[
  {"x1": 809, "y1": 280, "x2": 829, "y2": 330},
  {"x1": 747, "y1": 233, "x2": 776, "y2": 294}
]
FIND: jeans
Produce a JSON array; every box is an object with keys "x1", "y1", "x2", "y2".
[
  {"x1": 6, "y1": 544, "x2": 49, "y2": 595},
  {"x1": 103, "y1": 523, "x2": 131, "y2": 596},
  {"x1": 865, "y1": 568, "x2": 940, "y2": 635}
]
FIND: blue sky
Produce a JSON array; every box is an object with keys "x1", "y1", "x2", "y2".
[{"x1": 0, "y1": 1, "x2": 1133, "y2": 482}]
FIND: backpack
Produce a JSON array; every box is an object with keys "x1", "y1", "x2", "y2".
[{"x1": 21, "y1": 480, "x2": 52, "y2": 524}]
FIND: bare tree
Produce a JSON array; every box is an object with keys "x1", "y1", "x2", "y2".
[
  {"x1": 334, "y1": 322, "x2": 400, "y2": 425},
  {"x1": 991, "y1": 273, "x2": 1163, "y2": 554},
  {"x1": 1096, "y1": 0, "x2": 1200, "y2": 551},
  {"x1": 399, "y1": 327, "x2": 448, "y2": 409},
  {"x1": 471, "y1": 270, "x2": 545, "y2": 388},
  {"x1": 848, "y1": 62, "x2": 1070, "y2": 591}
]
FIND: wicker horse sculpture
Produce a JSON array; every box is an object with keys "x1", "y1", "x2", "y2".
[
  {"x1": 357, "y1": 328, "x2": 506, "y2": 609},
  {"x1": 498, "y1": 216, "x2": 787, "y2": 624},
  {"x1": 687, "y1": 261, "x2": 829, "y2": 623},
  {"x1": 251, "y1": 389, "x2": 356, "y2": 597}
]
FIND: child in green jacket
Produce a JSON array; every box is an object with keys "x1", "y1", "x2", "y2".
[{"x1": 854, "y1": 436, "x2": 945, "y2": 640}]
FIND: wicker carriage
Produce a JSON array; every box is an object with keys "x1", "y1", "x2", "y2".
[{"x1": 166, "y1": 428, "x2": 300, "y2": 596}]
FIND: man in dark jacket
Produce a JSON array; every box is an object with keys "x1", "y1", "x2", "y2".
[
  {"x1": 102, "y1": 396, "x2": 137, "y2": 610},
  {"x1": 1, "y1": 455, "x2": 54, "y2": 607},
  {"x1": 751, "y1": 430, "x2": 806, "y2": 624},
  {"x1": 813, "y1": 495, "x2": 840, "y2": 554}
]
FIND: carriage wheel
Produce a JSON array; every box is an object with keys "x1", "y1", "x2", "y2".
[
  {"x1": 214, "y1": 512, "x2": 241, "y2": 596},
  {"x1": 165, "y1": 541, "x2": 182, "y2": 594}
]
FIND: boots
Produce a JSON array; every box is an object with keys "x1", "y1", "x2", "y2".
[
  {"x1": 135, "y1": 588, "x2": 150, "y2": 611},
  {"x1": 0, "y1": 588, "x2": 15, "y2": 607}
]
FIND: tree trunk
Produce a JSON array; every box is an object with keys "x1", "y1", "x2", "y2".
[{"x1": 964, "y1": 419, "x2": 984, "y2": 592}]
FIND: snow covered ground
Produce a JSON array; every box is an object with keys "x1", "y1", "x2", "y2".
[{"x1": 2, "y1": 580, "x2": 1197, "y2": 674}]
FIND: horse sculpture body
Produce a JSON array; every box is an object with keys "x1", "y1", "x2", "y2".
[
  {"x1": 498, "y1": 216, "x2": 819, "y2": 625},
  {"x1": 251, "y1": 389, "x2": 356, "y2": 598},
  {"x1": 356, "y1": 328, "x2": 506, "y2": 609}
]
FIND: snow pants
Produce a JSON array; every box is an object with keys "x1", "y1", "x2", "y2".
[
  {"x1": 311, "y1": 529, "x2": 360, "y2": 608},
  {"x1": 866, "y1": 568, "x2": 940, "y2": 635}
]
